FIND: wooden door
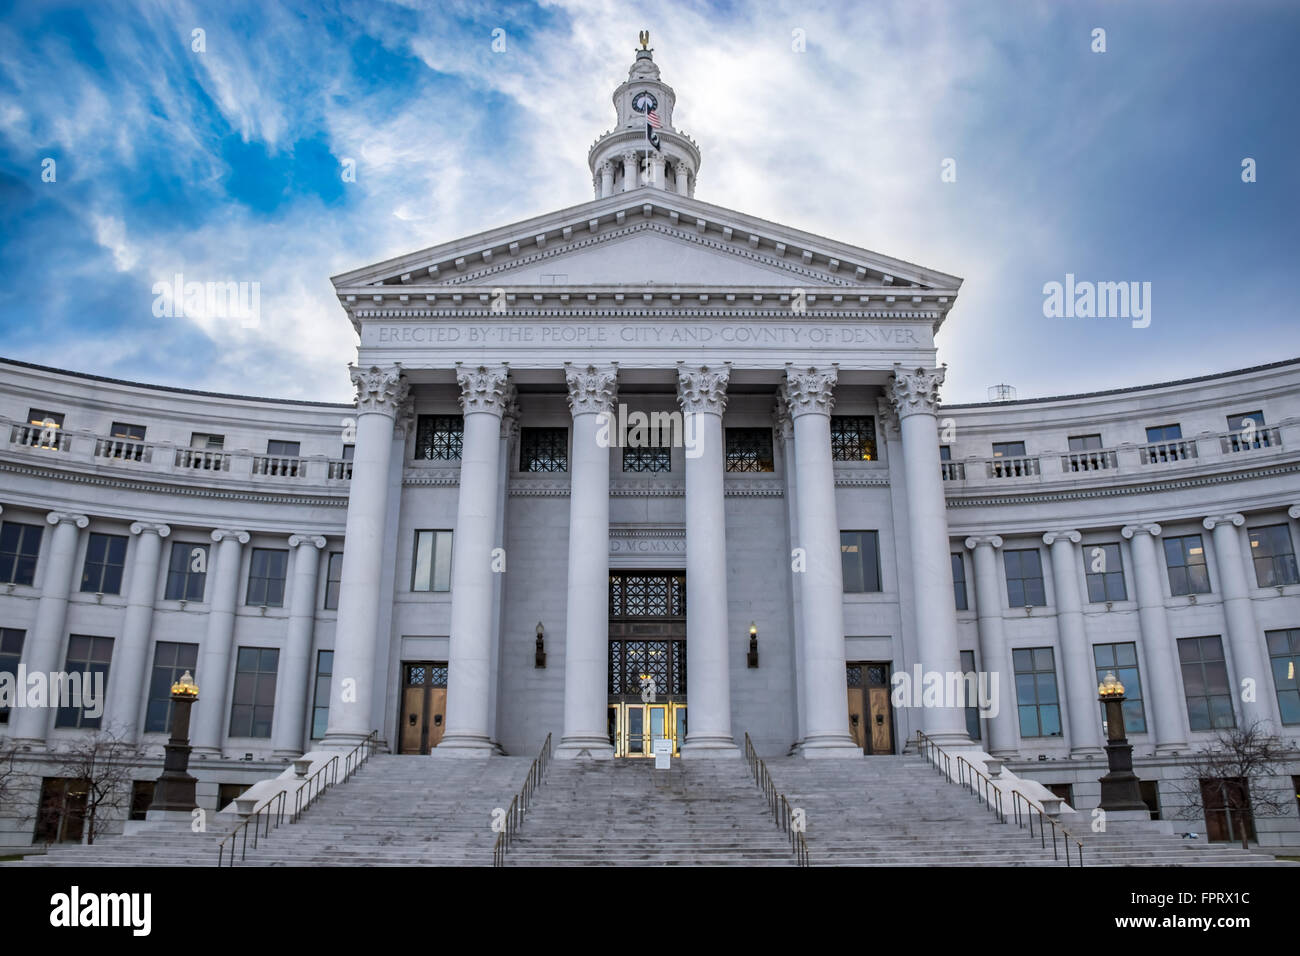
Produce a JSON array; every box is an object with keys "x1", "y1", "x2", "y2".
[
  {"x1": 400, "y1": 682, "x2": 427, "y2": 754},
  {"x1": 867, "y1": 685, "x2": 893, "y2": 754},
  {"x1": 428, "y1": 688, "x2": 447, "y2": 748},
  {"x1": 846, "y1": 687, "x2": 867, "y2": 750},
  {"x1": 398, "y1": 662, "x2": 447, "y2": 754}
]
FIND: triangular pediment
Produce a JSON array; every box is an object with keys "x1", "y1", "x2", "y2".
[{"x1": 332, "y1": 188, "x2": 963, "y2": 296}]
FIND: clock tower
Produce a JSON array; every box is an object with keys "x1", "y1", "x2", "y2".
[{"x1": 587, "y1": 34, "x2": 702, "y2": 198}]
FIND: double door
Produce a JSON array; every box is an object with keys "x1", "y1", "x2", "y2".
[
  {"x1": 399, "y1": 661, "x2": 447, "y2": 754},
  {"x1": 846, "y1": 662, "x2": 895, "y2": 755},
  {"x1": 608, "y1": 701, "x2": 686, "y2": 757}
]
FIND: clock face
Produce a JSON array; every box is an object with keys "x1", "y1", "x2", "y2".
[{"x1": 632, "y1": 90, "x2": 658, "y2": 114}]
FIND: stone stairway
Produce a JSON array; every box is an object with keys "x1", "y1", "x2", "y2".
[
  {"x1": 501, "y1": 758, "x2": 799, "y2": 866},
  {"x1": 764, "y1": 754, "x2": 1292, "y2": 866},
  {"x1": 8, "y1": 754, "x2": 533, "y2": 867}
]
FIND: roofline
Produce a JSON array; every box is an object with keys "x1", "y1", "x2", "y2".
[
  {"x1": 0, "y1": 357, "x2": 354, "y2": 409},
  {"x1": 940, "y1": 356, "x2": 1300, "y2": 410}
]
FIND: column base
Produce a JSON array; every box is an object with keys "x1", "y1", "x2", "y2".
[
  {"x1": 680, "y1": 735, "x2": 740, "y2": 758},
  {"x1": 799, "y1": 732, "x2": 863, "y2": 758},
  {"x1": 555, "y1": 735, "x2": 615, "y2": 760},
  {"x1": 318, "y1": 731, "x2": 373, "y2": 752},
  {"x1": 430, "y1": 732, "x2": 496, "y2": 757}
]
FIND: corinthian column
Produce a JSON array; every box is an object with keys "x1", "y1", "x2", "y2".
[
  {"x1": 785, "y1": 366, "x2": 860, "y2": 756},
  {"x1": 1203, "y1": 514, "x2": 1275, "y2": 730},
  {"x1": 437, "y1": 364, "x2": 511, "y2": 756},
  {"x1": 322, "y1": 365, "x2": 408, "y2": 749},
  {"x1": 676, "y1": 364, "x2": 739, "y2": 755},
  {"x1": 965, "y1": 535, "x2": 1017, "y2": 756},
  {"x1": 191, "y1": 528, "x2": 249, "y2": 755},
  {"x1": 274, "y1": 534, "x2": 326, "y2": 757},
  {"x1": 1121, "y1": 523, "x2": 1187, "y2": 752},
  {"x1": 599, "y1": 161, "x2": 614, "y2": 198},
  {"x1": 774, "y1": 391, "x2": 807, "y2": 745},
  {"x1": 8, "y1": 511, "x2": 88, "y2": 746},
  {"x1": 105, "y1": 521, "x2": 170, "y2": 742},
  {"x1": 556, "y1": 364, "x2": 618, "y2": 759},
  {"x1": 1043, "y1": 530, "x2": 1105, "y2": 756},
  {"x1": 621, "y1": 151, "x2": 638, "y2": 191},
  {"x1": 888, "y1": 365, "x2": 968, "y2": 745}
]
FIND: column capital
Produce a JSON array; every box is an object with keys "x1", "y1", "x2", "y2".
[
  {"x1": 1121, "y1": 523, "x2": 1162, "y2": 539},
  {"x1": 393, "y1": 394, "x2": 416, "y2": 437},
  {"x1": 783, "y1": 365, "x2": 837, "y2": 418},
  {"x1": 500, "y1": 383, "x2": 521, "y2": 439},
  {"x1": 129, "y1": 521, "x2": 171, "y2": 538},
  {"x1": 349, "y1": 364, "x2": 410, "y2": 417},
  {"x1": 887, "y1": 364, "x2": 945, "y2": 419},
  {"x1": 564, "y1": 363, "x2": 619, "y2": 416},
  {"x1": 964, "y1": 534, "x2": 1003, "y2": 550},
  {"x1": 1290, "y1": 505, "x2": 1300, "y2": 519},
  {"x1": 288, "y1": 533, "x2": 327, "y2": 549},
  {"x1": 874, "y1": 396, "x2": 901, "y2": 438},
  {"x1": 46, "y1": 511, "x2": 89, "y2": 529},
  {"x1": 211, "y1": 529, "x2": 250, "y2": 544},
  {"x1": 676, "y1": 363, "x2": 730, "y2": 415},
  {"x1": 772, "y1": 389, "x2": 794, "y2": 441},
  {"x1": 1203, "y1": 513, "x2": 1245, "y2": 531},
  {"x1": 455, "y1": 363, "x2": 512, "y2": 415},
  {"x1": 1042, "y1": 529, "x2": 1082, "y2": 546}
]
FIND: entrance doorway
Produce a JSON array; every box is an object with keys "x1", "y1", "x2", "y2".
[
  {"x1": 398, "y1": 661, "x2": 447, "y2": 754},
  {"x1": 608, "y1": 571, "x2": 686, "y2": 758},
  {"x1": 846, "y1": 662, "x2": 895, "y2": 754}
]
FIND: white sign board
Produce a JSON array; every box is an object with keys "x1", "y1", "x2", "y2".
[{"x1": 653, "y1": 738, "x2": 672, "y2": 769}]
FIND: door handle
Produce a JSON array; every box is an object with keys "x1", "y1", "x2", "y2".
[
  {"x1": 408, "y1": 714, "x2": 417, "y2": 726},
  {"x1": 434, "y1": 714, "x2": 443, "y2": 725},
  {"x1": 875, "y1": 714, "x2": 884, "y2": 725}
]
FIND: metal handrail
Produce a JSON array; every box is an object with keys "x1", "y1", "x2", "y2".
[
  {"x1": 915, "y1": 731, "x2": 1083, "y2": 866},
  {"x1": 217, "y1": 730, "x2": 379, "y2": 866},
  {"x1": 743, "y1": 733, "x2": 809, "y2": 867},
  {"x1": 493, "y1": 732, "x2": 553, "y2": 867}
]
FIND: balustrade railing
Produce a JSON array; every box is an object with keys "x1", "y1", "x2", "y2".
[
  {"x1": 1221, "y1": 426, "x2": 1281, "y2": 454},
  {"x1": 1061, "y1": 448, "x2": 1117, "y2": 472},
  {"x1": 252, "y1": 455, "x2": 303, "y2": 477},
  {"x1": 175, "y1": 447, "x2": 231, "y2": 471},
  {"x1": 985, "y1": 455, "x2": 1040, "y2": 479},
  {"x1": 93, "y1": 437, "x2": 152, "y2": 462},
  {"x1": 940, "y1": 461, "x2": 966, "y2": 481},
  {"x1": 493, "y1": 732, "x2": 553, "y2": 867},
  {"x1": 742, "y1": 733, "x2": 809, "y2": 867},
  {"x1": 1140, "y1": 439, "x2": 1196, "y2": 464}
]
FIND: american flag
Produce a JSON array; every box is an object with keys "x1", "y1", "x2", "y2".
[{"x1": 647, "y1": 109, "x2": 662, "y2": 129}]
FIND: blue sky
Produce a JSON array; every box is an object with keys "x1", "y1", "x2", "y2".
[{"x1": 0, "y1": 0, "x2": 1296, "y2": 403}]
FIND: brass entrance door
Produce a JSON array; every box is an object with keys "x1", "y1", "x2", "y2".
[
  {"x1": 608, "y1": 701, "x2": 685, "y2": 757},
  {"x1": 608, "y1": 571, "x2": 687, "y2": 757},
  {"x1": 846, "y1": 662, "x2": 895, "y2": 754},
  {"x1": 399, "y1": 661, "x2": 447, "y2": 754}
]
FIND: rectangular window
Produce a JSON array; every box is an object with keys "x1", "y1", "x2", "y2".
[
  {"x1": 218, "y1": 783, "x2": 250, "y2": 808},
  {"x1": 1004, "y1": 548, "x2": 1046, "y2": 607},
  {"x1": 840, "y1": 531, "x2": 882, "y2": 593},
  {"x1": 341, "y1": 443, "x2": 355, "y2": 461},
  {"x1": 412, "y1": 531, "x2": 453, "y2": 592},
  {"x1": 1067, "y1": 434, "x2": 1103, "y2": 451},
  {"x1": 33, "y1": 778, "x2": 87, "y2": 844},
  {"x1": 80, "y1": 532, "x2": 127, "y2": 595},
  {"x1": 951, "y1": 552, "x2": 968, "y2": 610},
  {"x1": 1164, "y1": 533, "x2": 1211, "y2": 596},
  {"x1": 0, "y1": 628, "x2": 25, "y2": 723},
  {"x1": 164, "y1": 541, "x2": 208, "y2": 602},
  {"x1": 960, "y1": 649, "x2": 980, "y2": 740},
  {"x1": 0, "y1": 521, "x2": 43, "y2": 586},
  {"x1": 519, "y1": 427, "x2": 568, "y2": 472},
  {"x1": 1145, "y1": 424, "x2": 1182, "y2": 443},
  {"x1": 246, "y1": 548, "x2": 289, "y2": 607},
  {"x1": 266, "y1": 439, "x2": 301, "y2": 457},
  {"x1": 311, "y1": 649, "x2": 334, "y2": 739},
  {"x1": 1013, "y1": 647, "x2": 1062, "y2": 737},
  {"x1": 1248, "y1": 524, "x2": 1299, "y2": 587},
  {"x1": 1178, "y1": 636, "x2": 1236, "y2": 731},
  {"x1": 1227, "y1": 410, "x2": 1265, "y2": 432},
  {"x1": 1265, "y1": 628, "x2": 1300, "y2": 725},
  {"x1": 323, "y1": 552, "x2": 344, "y2": 609},
  {"x1": 939, "y1": 445, "x2": 952, "y2": 460},
  {"x1": 26, "y1": 409, "x2": 65, "y2": 449},
  {"x1": 1201, "y1": 777, "x2": 1256, "y2": 844},
  {"x1": 991, "y1": 441, "x2": 1027, "y2": 458},
  {"x1": 54, "y1": 635, "x2": 114, "y2": 729},
  {"x1": 109, "y1": 422, "x2": 146, "y2": 441},
  {"x1": 414, "y1": 414, "x2": 464, "y2": 460},
  {"x1": 724, "y1": 427, "x2": 775, "y2": 472},
  {"x1": 1085, "y1": 543, "x2": 1127, "y2": 602},
  {"x1": 191, "y1": 432, "x2": 224, "y2": 449},
  {"x1": 228, "y1": 646, "x2": 279, "y2": 738},
  {"x1": 144, "y1": 641, "x2": 199, "y2": 733},
  {"x1": 1094, "y1": 641, "x2": 1146, "y2": 734},
  {"x1": 830, "y1": 416, "x2": 877, "y2": 461},
  {"x1": 622, "y1": 425, "x2": 671, "y2": 473}
]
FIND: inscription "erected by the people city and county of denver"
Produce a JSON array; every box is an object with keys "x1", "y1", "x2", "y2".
[{"x1": 368, "y1": 324, "x2": 922, "y2": 346}]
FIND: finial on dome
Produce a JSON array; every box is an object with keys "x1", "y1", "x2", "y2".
[{"x1": 639, "y1": 29, "x2": 650, "y2": 51}]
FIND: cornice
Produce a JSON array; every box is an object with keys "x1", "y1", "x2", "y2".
[{"x1": 350, "y1": 306, "x2": 940, "y2": 322}]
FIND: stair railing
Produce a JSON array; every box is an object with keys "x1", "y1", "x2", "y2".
[
  {"x1": 217, "y1": 730, "x2": 379, "y2": 866},
  {"x1": 743, "y1": 733, "x2": 809, "y2": 867},
  {"x1": 493, "y1": 732, "x2": 553, "y2": 867},
  {"x1": 915, "y1": 731, "x2": 1084, "y2": 866}
]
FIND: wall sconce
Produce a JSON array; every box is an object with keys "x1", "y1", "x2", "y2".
[
  {"x1": 535, "y1": 621, "x2": 546, "y2": 668},
  {"x1": 746, "y1": 622, "x2": 759, "y2": 668}
]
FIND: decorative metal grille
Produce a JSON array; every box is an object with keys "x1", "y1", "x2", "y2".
[
  {"x1": 846, "y1": 664, "x2": 863, "y2": 688},
  {"x1": 406, "y1": 665, "x2": 425, "y2": 686},
  {"x1": 622, "y1": 432, "x2": 671, "y2": 473},
  {"x1": 866, "y1": 665, "x2": 888, "y2": 686},
  {"x1": 830, "y1": 415, "x2": 878, "y2": 461},
  {"x1": 520, "y1": 427, "x2": 568, "y2": 472},
  {"x1": 405, "y1": 663, "x2": 448, "y2": 687},
  {"x1": 724, "y1": 427, "x2": 775, "y2": 472},
  {"x1": 608, "y1": 640, "x2": 685, "y2": 695},
  {"x1": 414, "y1": 415, "x2": 463, "y2": 460},
  {"x1": 609, "y1": 573, "x2": 686, "y2": 618}
]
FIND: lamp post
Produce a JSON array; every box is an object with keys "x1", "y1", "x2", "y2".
[
  {"x1": 1097, "y1": 671, "x2": 1148, "y2": 813},
  {"x1": 149, "y1": 670, "x2": 200, "y2": 815}
]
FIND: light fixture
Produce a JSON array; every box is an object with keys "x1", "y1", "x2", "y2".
[
  {"x1": 535, "y1": 621, "x2": 546, "y2": 668},
  {"x1": 1098, "y1": 671, "x2": 1124, "y2": 698},
  {"x1": 170, "y1": 670, "x2": 199, "y2": 698},
  {"x1": 747, "y1": 622, "x2": 759, "y2": 668}
]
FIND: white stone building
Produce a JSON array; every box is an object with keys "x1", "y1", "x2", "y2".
[{"x1": 1, "y1": 44, "x2": 1299, "y2": 854}]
